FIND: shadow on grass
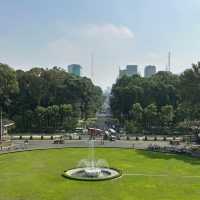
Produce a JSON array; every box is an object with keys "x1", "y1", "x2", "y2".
[{"x1": 136, "y1": 149, "x2": 200, "y2": 165}]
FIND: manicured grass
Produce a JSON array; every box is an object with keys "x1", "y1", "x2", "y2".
[{"x1": 0, "y1": 148, "x2": 200, "y2": 200}]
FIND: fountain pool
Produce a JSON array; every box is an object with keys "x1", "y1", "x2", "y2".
[{"x1": 63, "y1": 140, "x2": 121, "y2": 181}]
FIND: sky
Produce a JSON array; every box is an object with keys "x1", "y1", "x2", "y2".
[{"x1": 1, "y1": 0, "x2": 200, "y2": 89}]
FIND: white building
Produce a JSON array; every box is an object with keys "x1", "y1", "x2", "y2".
[{"x1": 144, "y1": 65, "x2": 156, "y2": 77}]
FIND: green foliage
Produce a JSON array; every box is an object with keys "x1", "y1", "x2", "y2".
[
  {"x1": 110, "y1": 68, "x2": 200, "y2": 134},
  {"x1": 0, "y1": 65, "x2": 103, "y2": 132},
  {"x1": 125, "y1": 120, "x2": 140, "y2": 134},
  {"x1": 143, "y1": 103, "x2": 158, "y2": 129},
  {"x1": 131, "y1": 103, "x2": 143, "y2": 122},
  {"x1": 26, "y1": 104, "x2": 77, "y2": 133},
  {"x1": 179, "y1": 62, "x2": 200, "y2": 104},
  {"x1": 110, "y1": 72, "x2": 179, "y2": 122},
  {"x1": 0, "y1": 63, "x2": 19, "y2": 111},
  {"x1": 160, "y1": 105, "x2": 174, "y2": 126}
]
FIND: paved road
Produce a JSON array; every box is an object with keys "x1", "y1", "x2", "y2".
[
  {"x1": 0, "y1": 138, "x2": 188, "y2": 155},
  {"x1": 9, "y1": 139, "x2": 184, "y2": 150}
]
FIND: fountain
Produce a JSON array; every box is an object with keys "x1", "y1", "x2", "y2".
[{"x1": 63, "y1": 139, "x2": 121, "y2": 181}]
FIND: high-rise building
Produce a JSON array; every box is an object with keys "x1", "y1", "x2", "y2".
[
  {"x1": 119, "y1": 69, "x2": 127, "y2": 78},
  {"x1": 144, "y1": 65, "x2": 156, "y2": 77},
  {"x1": 68, "y1": 64, "x2": 82, "y2": 76},
  {"x1": 119, "y1": 65, "x2": 138, "y2": 78},
  {"x1": 126, "y1": 65, "x2": 138, "y2": 76}
]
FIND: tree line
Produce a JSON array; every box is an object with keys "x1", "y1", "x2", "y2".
[
  {"x1": 0, "y1": 64, "x2": 103, "y2": 133},
  {"x1": 110, "y1": 62, "x2": 200, "y2": 135}
]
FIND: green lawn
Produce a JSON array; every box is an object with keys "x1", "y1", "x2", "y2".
[{"x1": 1, "y1": 148, "x2": 200, "y2": 200}]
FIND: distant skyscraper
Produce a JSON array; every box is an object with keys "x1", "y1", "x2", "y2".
[
  {"x1": 144, "y1": 65, "x2": 156, "y2": 77},
  {"x1": 119, "y1": 65, "x2": 138, "y2": 78},
  {"x1": 68, "y1": 64, "x2": 82, "y2": 76}
]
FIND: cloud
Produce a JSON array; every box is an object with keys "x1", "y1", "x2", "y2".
[
  {"x1": 46, "y1": 24, "x2": 135, "y2": 61},
  {"x1": 84, "y1": 24, "x2": 134, "y2": 40},
  {"x1": 44, "y1": 24, "x2": 135, "y2": 88}
]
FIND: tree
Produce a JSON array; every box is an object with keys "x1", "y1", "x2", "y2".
[
  {"x1": 175, "y1": 103, "x2": 192, "y2": 122},
  {"x1": 148, "y1": 71, "x2": 180, "y2": 108},
  {"x1": 125, "y1": 120, "x2": 138, "y2": 134},
  {"x1": 35, "y1": 106, "x2": 46, "y2": 130},
  {"x1": 110, "y1": 72, "x2": 179, "y2": 123},
  {"x1": 179, "y1": 62, "x2": 200, "y2": 104},
  {"x1": 143, "y1": 104, "x2": 158, "y2": 129},
  {"x1": 131, "y1": 103, "x2": 143, "y2": 122},
  {"x1": 60, "y1": 104, "x2": 73, "y2": 124},
  {"x1": 7, "y1": 67, "x2": 103, "y2": 132},
  {"x1": 110, "y1": 75, "x2": 143, "y2": 120},
  {"x1": 160, "y1": 105, "x2": 174, "y2": 126},
  {"x1": 0, "y1": 63, "x2": 19, "y2": 113}
]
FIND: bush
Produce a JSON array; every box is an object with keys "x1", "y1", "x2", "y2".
[
  {"x1": 125, "y1": 121, "x2": 138, "y2": 134},
  {"x1": 51, "y1": 135, "x2": 53, "y2": 140},
  {"x1": 126, "y1": 136, "x2": 130, "y2": 140},
  {"x1": 41, "y1": 135, "x2": 44, "y2": 140},
  {"x1": 19, "y1": 135, "x2": 22, "y2": 140},
  {"x1": 30, "y1": 135, "x2": 33, "y2": 140}
]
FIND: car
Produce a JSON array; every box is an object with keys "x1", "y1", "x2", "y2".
[
  {"x1": 69, "y1": 133, "x2": 81, "y2": 140},
  {"x1": 109, "y1": 135, "x2": 116, "y2": 141}
]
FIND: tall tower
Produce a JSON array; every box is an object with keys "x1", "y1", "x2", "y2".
[
  {"x1": 166, "y1": 51, "x2": 171, "y2": 72},
  {"x1": 91, "y1": 53, "x2": 94, "y2": 81}
]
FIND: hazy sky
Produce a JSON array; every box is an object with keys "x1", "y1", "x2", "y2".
[{"x1": 1, "y1": 0, "x2": 200, "y2": 89}]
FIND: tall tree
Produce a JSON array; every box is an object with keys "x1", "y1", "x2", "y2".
[
  {"x1": 0, "y1": 63, "x2": 18, "y2": 113},
  {"x1": 143, "y1": 103, "x2": 158, "y2": 129},
  {"x1": 179, "y1": 62, "x2": 200, "y2": 104},
  {"x1": 131, "y1": 103, "x2": 143, "y2": 122},
  {"x1": 160, "y1": 105, "x2": 174, "y2": 126}
]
